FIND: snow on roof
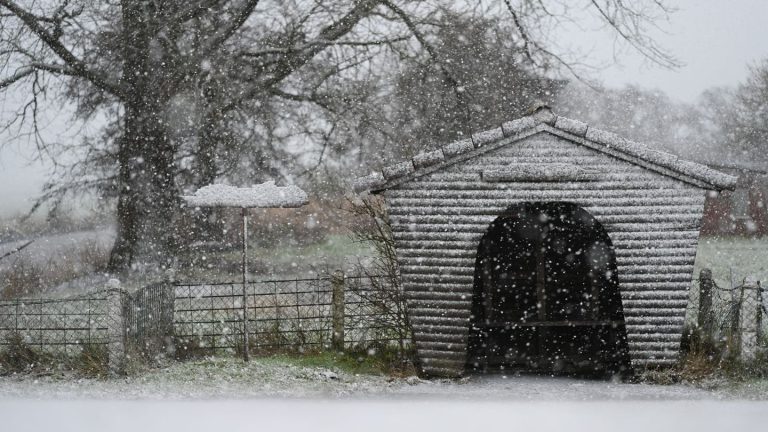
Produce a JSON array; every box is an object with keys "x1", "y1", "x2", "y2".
[
  {"x1": 353, "y1": 106, "x2": 738, "y2": 193},
  {"x1": 183, "y1": 181, "x2": 309, "y2": 208}
]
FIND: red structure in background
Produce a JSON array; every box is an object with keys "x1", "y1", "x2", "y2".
[{"x1": 700, "y1": 162, "x2": 768, "y2": 237}]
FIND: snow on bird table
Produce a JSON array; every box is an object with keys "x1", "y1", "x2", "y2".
[{"x1": 182, "y1": 181, "x2": 308, "y2": 208}]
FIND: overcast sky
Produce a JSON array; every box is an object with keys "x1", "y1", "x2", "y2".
[
  {"x1": 582, "y1": 0, "x2": 768, "y2": 101},
  {"x1": 1, "y1": 0, "x2": 767, "y2": 217}
]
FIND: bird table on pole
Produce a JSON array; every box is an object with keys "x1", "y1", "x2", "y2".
[{"x1": 182, "y1": 181, "x2": 309, "y2": 361}]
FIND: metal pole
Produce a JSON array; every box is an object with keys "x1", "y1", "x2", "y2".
[
  {"x1": 331, "y1": 270, "x2": 345, "y2": 352},
  {"x1": 242, "y1": 207, "x2": 250, "y2": 362}
]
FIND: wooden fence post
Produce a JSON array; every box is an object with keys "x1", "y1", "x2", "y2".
[
  {"x1": 698, "y1": 268, "x2": 714, "y2": 340},
  {"x1": 739, "y1": 276, "x2": 760, "y2": 361},
  {"x1": 331, "y1": 270, "x2": 345, "y2": 352}
]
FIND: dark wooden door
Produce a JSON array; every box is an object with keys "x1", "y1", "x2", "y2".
[{"x1": 467, "y1": 202, "x2": 630, "y2": 376}]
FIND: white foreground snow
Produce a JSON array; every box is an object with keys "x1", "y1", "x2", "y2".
[
  {"x1": 1, "y1": 358, "x2": 766, "y2": 432},
  {"x1": 182, "y1": 181, "x2": 308, "y2": 208},
  {"x1": 0, "y1": 399, "x2": 766, "y2": 432}
]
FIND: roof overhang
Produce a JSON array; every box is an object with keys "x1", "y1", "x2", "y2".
[{"x1": 353, "y1": 108, "x2": 738, "y2": 194}]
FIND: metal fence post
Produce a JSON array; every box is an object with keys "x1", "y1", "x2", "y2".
[
  {"x1": 162, "y1": 274, "x2": 176, "y2": 356},
  {"x1": 698, "y1": 269, "x2": 715, "y2": 340},
  {"x1": 241, "y1": 207, "x2": 250, "y2": 362},
  {"x1": 331, "y1": 270, "x2": 345, "y2": 352},
  {"x1": 739, "y1": 276, "x2": 760, "y2": 361},
  {"x1": 87, "y1": 296, "x2": 92, "y2": 346},
  {"x1": 106, "y1": 279, "x2": 125, "y2": 375}
]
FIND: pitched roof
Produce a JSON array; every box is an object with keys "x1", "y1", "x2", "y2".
[{"x1": 353, "y1": 107, "x2": 738, "y2": 193}]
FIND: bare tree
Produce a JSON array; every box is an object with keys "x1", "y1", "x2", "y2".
[
  {"x1": 1, "y1": 0, "x2": 391, "y2": 271},
  {"x1": 700, "y1": 58, "x2": 768, "y2": 164},
  {"x1": 0, "y1": 0, "x2": 678, "y2": 273},
  {"x1": 383, "y1": 11, "x2": 565, "y2": 156},
  {"x1": 555, "y1": 83, "x2": 713, "y2": 157}
]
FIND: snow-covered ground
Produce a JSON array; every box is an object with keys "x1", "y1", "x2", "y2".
[
  {"x1": 0, "y1": 356, "x2": 743, "y2": 401},
  {"x1": 1, "y1": 357, "x2": 767, "y2": 432}
]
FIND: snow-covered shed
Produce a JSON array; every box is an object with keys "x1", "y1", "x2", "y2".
[{"x1": 354, "y1": 106, "x2": 737, "y2": 378}]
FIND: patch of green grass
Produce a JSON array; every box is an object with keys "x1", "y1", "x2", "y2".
[
  {"x1": 258, "y1": 351, "x2": 386, "y2": 376},
  {"x1": 178, "y1": 234, "x2": 375, "y2": 281},
  {"x1": 248, "y1": 346, "x2": 415, "y2": 377},
  {"x1": 255, "y1": 235, "x2": 373, "y2": 262},
  {"x1": 212, "y1": 234, "x2": 373, "y2": 263}
]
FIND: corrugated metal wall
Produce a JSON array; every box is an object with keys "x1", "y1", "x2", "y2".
[{"x1": 386, "y1": 131, "x2": 706, "y2": 377}]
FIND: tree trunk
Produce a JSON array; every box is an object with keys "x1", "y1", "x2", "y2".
[
  {"x1": 108, "y1": 0, "x2": 179, "y2": 272},
  {"x1": 108, "y1": 103, "x2": 179, "y2": 272}
]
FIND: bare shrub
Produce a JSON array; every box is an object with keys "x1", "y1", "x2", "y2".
[
  {"x1": 0, "y1": 256, "x2": 45, "y2": 299},
  {"x1": 77, "y1": 240, "x2": 110, "y2": 273},
  {"x1": 0, "y1": 333, "x2": 51, "y2": 375},
  {"x1": 650, "y1": 301, "x2": 768, "y2": 385},
  {"x1": 0, "y1": 333, "x2": 109, "y2": 377},
  {"x1": 172, "y1": 336, "x2": 212, "y2": 361},
  {"x1": 0, "y1": 240, "x2": 109, "y2": 299},
  {"x1": 73, "y1": 344, "x2": 109, "y2": 378},
  {"x1": 346, "y1": 194, "x2": 413, "y2": 367}
]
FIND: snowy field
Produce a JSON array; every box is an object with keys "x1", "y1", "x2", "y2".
[
  {"x1": 0, "y1": 228, "x2": 113, "y2": 270},
  {"x1": 1, "y1": 357, "x2": 767, "y2": 431},
  {"x1": 693, "y1": 236, "x2": 768, "y2": 286}
]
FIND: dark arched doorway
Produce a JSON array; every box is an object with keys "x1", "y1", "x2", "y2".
[{"x1": 467, "y1": 202, "x2": 631, "y2": 376}]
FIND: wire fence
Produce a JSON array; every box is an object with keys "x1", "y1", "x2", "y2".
[
  {"x1": 1, "y1": 265, "x2": 763, "y2": 371},
  {"x1": 0, "y1": 272, "x2": 407, "y2": 370},
  {"x1": 170, "y1": 275, "x2": 404, "y2": 355},
  {"x1": 0, "y1": 289, "x2": 121, "y2": 356},
  {"x1": 124, "y1": 282, "x2": 175, "y2": 356},
  {"x1": 686, "y1": 278, "x2": 766, "y2": 332},
  {"x1": 685, "y1": 269, "x2": 766, "y2": 358}
]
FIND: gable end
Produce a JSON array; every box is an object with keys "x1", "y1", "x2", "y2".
[{"x1": 354, "y1": 110, "x2": 738, "y2": 193}]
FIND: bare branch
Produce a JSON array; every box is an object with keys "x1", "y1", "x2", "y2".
[
  {"x1": 0, "y1": 66, "x2": 33, "y2": 88},
  {"x1": 220, "y1": 0, "x2": 382, "y2": 113},
  {"x1": 381, "y1": 0, "x2": 473, "y2": 132},
  {"x1": 0, "y1": 240, "x2": 33, "y2": 262},
  {"x1": 502, "y1": 0, "x2": 535, "y2": 64},
  {"x1": 201, "y1": 0, "x2": 261, "y2": 54},
  {"x1": 0, "y1": 0, "x2": 125, "y2": 97},
  {"x1": 237, "y1": 36, "x2": 409, "y2": 58},
  {"x1": 589, "y1": 0, "x2": 681, "y2": 69}
]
